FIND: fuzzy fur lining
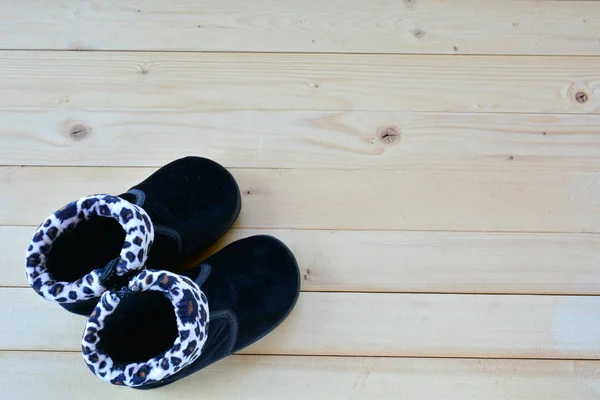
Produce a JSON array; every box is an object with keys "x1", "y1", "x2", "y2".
[
  {"x1": 25, "y1": 194, "x2": 154, "y2": 303},
  {"x1": 82, "y1": 270, "x2": 209, "y2": 387}
]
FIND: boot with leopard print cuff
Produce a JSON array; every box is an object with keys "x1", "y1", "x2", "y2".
[
  {"x1": 82, "y1": 235, "x2": 300, "y2": 389},
  {"x1": 82, "y1": 270, "x2": 210, "y2": 388},
  {"x1": 24, "y1": 156, "x2": 241, "y2": 315}
]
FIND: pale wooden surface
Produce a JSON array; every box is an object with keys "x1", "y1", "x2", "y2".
[
  {"x1": 1, "y1": 1, "x2": 600, "y2": 399},
  {"x1": 3, "y1": 353, "x2": 600, "y2": 400},
  {"x1": 2, "y1": 167, "x2": 600, "y2": 232},
  {"x1": 2, "y1": 110, "x2": 600, "y2": 170},
  {"x1": 0, "y1": 52, "x2": 598, "y2": 113},
  {"x1": 5, "y1": 288, "x2": 600, "y2": 359},
  {"x1": 1, "y1": 0, "x2": 599, "y2": 55},
  {"x1": 4, "y1": 226, "x2": 600, "y2": 294}
]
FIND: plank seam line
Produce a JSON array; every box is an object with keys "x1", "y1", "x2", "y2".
[
  {"x1": 0, "y1": 107, "x2": 599, "y2": 118},
  {"x1": 2, "y1": 49, "x2": 600, "y2": 58},
  {"x1": 3, "y1": 349, "x2": 600, "y2": 362},
  {"x1": 0, "y1": 107, "x2": 598, "y2": 117},
  {"x1": 3, "y1": 286, "x2": 600, "y2": 297},
  {"x1": 3, "y1": 224, "x2": 599, "y2": 236},
  {"x1": 2, "y1": 165, "x2": 600, "y2": 175}
]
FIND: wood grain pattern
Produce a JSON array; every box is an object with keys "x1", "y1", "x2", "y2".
[
  {"x1": 1, "y1": 167, "x2": 599, "y2": 232},
  {"x1": 4, "y1": 226, "x2": 600, "y2": 294},
  {"x1": 2, "y1": 352, "x2": 599, "y2": 399},
  {"x1": 2, "y1": 1, "x2": 600, "y2": 396},
  {"x1": 0, "y1": 52, "x2": 598, "y2": 113},
  {"x1": 1, "y1": 1, "x2": 599, "y2": 55},
  {"x1": 5, "y1": 289, "x2": 600, "y2": 359},
  {"x1": 2, "y1": 109, "x2": 600, "y2": 170}
]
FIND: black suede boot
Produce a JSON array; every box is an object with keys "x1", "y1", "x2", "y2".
[
  {"x1": 25, "y1": 157, "x2": 241, "y2": 315},
  {"x1": 81, "y1": 235, "x2": 300, "y2": 389}
]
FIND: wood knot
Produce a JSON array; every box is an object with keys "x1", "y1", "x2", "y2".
[
  {"x1": 65, "y1": 121, "x2": 91, "y2": 141},
  {"x1": 136, "y1": 63, "x2": 152, "y2": 75},
  {"x1": 303, "y1": 268, "x2": 311, "y2": 281},
  {"x1": 568, "y1": 85, "x2": 591, "y2": 108},
  {"x1": 412, "y1": 28, "x2": 425, "y2": 38},
  {"x1": 377, "y1": 126, "x2": 400, "y2": 145},
  {"x1": 575, "y1": 91, "x2": 588, "y2": 104}
]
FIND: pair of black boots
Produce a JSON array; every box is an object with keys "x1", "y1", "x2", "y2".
[{"x1": 25, "y1": 157, "x2": 300, "y2": 389}]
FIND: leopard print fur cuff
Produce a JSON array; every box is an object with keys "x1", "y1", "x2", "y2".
[
  {"x1": 25, "y1": 194, "x2": 154, "y2": 303},
  {"x1": 82, "y1": 270, "x2": 209, "y2": 387}
]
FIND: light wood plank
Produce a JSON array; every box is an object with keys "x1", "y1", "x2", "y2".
[
  {"x1": 2, "y1": 352, "x2": 599, "y2": 399},
  {"x1": 0, "y1": 52, "x2": 598, "y2": 113},
  {"x1": 1, "y1": 167, "x2": 599, "y2": 233},
  {"x1": 2, "y1": 109, "x2": 600, "y2": 170},
  {"x1": 1, "y1": 1, "x2": 600, "y2": 55},
  {"x1": 4, "y1": 289, "x2": 600, "y2": 359},
  {"x1": 4, "y1": 226, "x2": 600, "y2": 295}
]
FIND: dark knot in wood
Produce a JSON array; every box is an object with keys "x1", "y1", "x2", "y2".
[
  {"x1": 68, "y1": 123, "x2": 91, "y2": 141},
  {"x1": 575, "y1": 91, "x2": 589, "y2": 104},
  {"x1": 377, "y1": 126, "x2": 400, "y2": 145}
]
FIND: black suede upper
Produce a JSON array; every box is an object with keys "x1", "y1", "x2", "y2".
[
  {"x1": 121, "y1": 156, "x2": 241, "y2": 268},
  {"x1": 135, "y1": 235, "x2": 300, "y2": 390},
  {"x1": 27, "y1": 156, "x2": 300, "y2": 389},
  {"x1": 55, "y1": 156, "x2": 241, "y2": 315},
  {"x1": 186, "y1": 235, "x2": 300, "y2": 351}
]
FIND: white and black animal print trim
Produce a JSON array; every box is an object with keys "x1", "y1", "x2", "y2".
[
  {"x1": 25, "y1": 194, "x2": 154, "y2": 303},
  {"x1": 82, "y1": 270, "x2": 209, "y2": 387}
]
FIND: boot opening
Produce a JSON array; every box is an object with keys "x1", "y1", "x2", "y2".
[
  {"x1": 46, "y1": 215, "x2": 125, "y2": 282},
  {"x1": 97, "y1": 292, "x2": 178, "y2": 365}
]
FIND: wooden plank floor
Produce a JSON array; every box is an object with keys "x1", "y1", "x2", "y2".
[{"x1": 1, "y1": 1, "x2": 600, "y2": 398}]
